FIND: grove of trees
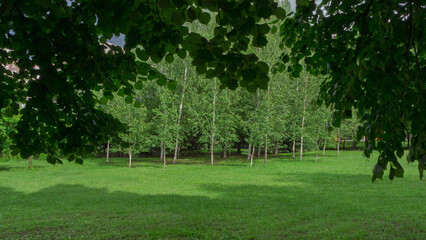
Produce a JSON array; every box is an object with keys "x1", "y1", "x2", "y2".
[{"x1": 0, "y1": 0, "x2": 424, "y2": 180}]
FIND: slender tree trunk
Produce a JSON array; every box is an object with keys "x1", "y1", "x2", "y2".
[
  {"x1": 223, "y1": 146, "x2": 227, "y2": 160},
  {"x1": 274, "y1": 141, "x2": 279, "y2": 157},
  {"x1": 106, "y1": 140, "x2": 110, "y2": 163},
  {"x1": 264, "y1": 136, "x2": 268, "y2": 164},
  {"x1": 316, "y1": 141, "x2": 319, "y2": 162},
  {"x1": 337, "y1": 129, "x2": 341, "y2": 156},
  {"x1": 250, "y1": 145, "x2": 255, "y2": 167},
  {"x1": 128, "y1": 146, "x2": 132, "y2": 167},
  {"x1": 323, "y1": 138, "x2": 326, "y2": 156},
  {"x1": 210, "y1": 80, "x2": 216, "y2": 166},
  {"x1": 177, "y1": 144, "x2": 181, "y2": 159},
  {"x1": 315, "y1": 126, "x2": 320, "y2": 162},
  {"x1": 247, "y1": 143, "x2": 252, "y2": 161},
  {"x1": 128, "y1": 108, "x2": 132, "y2": 167},
  {"x1": 28, "y1": 156, "x2": 33, "y2": 169},
  {"x1": 160, "y1": 141, "x2": 164, "y2": 162},
  {"x1": 292, "y1": 138, "x2": 296, "y2": 158},
  {"x1": 163, "y1": 141, "x2": 166, "y2": 168},
  {"x1": 173, "y1": 66, "x2": 187, "y2": 164},
  {"x1": 257, "y1": 145, "x2": 261, "y2": 158},
  {"x1": 300, "y1": 77, "x2": 308, "y2": 161}
]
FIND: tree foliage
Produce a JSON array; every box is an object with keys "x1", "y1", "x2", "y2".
[
  {"x1": 0, "y1": 0, "x2": 285, "y2": 162},
  {"x1": 0, "y1": 0, "x2": 423, "y2": 180},
  {"x1": 279, "y1": 0, "x2": 425, "y2": 180}
]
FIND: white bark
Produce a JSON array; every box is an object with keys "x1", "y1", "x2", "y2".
[
  {"x1": 210, "y1": 80, "x2": 217, "y2": 166},
  {"x1": 264, "y1": 136, "x2": 268, "y2": 164},
  {"x1": 173, "y1": 65, "x2": 187, "y2": 164},
  {"x1": 315, "y1": 126, "x2": 320, "y2": 162},
  {"x1": 128, "y1": 146, "x2": 132, "y2": 167},
  {"x1": 106, "y1": 140, "x2": 110, "y2": 163},
  {"x1": 323, "y1": 138, "x2": 326, "y2": 156},
  {"x1": 300, "y1": 77, "x2": 308, "y2": 161},
  {"x1": 250, "y1": 145, "x2": 255, "y2": 167},
  {"x1": 163, "y1": 141, "x2": 166, "y2": 168},
  {"x1": 337, "y1": 128, "x2": 340, "y2": 158}
]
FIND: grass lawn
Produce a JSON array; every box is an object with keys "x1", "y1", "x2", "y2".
[{"x1": 0, "y1": 151, "x2": 424, "y2": 239}]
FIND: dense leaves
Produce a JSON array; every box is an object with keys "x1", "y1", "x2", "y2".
[
  {"x1": 0, "y1": 0, "x2": 284, "y2": 162},
  {"x1": 279, "y1": 0, "x2": 425, "y2": 181}
]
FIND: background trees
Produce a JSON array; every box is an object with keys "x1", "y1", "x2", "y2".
[{"x1": 1, "y1": 0, "x2": 423, "y2": 180}]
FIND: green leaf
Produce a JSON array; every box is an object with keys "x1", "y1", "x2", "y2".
[
  {"x1": 100, "y1": 96, "x2": 108, "y2": 105},
  {"x1": 125, "y1": 95, "x2": 133, "y2": 104},
  {"x1": 133, "y1": 100, "x2": 141, "y2": 108},
  {"x1": 198, "y1": 12, "x2": 211, "y2": 25},
  {"x1": 372, "y1": 163, "x2": 384, "y2": 182},
  {"x1": 257, "y1": 61, "x2": 269, "y2": 74},
  {"x1": 117, "y1": 88, "x2": 125, "y2": 97},
  {"x1": 167, "y1": 80, "x2": 177, "y2": 90},
  {"x1": 294, "y1": 63, "x2": 303, "y2": 72},
  {"x1": 187, "y1": 7, "x2": 197, "y2": 22},
  {"x1": 134, "y1": 81, "x2": 143, "y2": 90},
  {"x1": 177, "y1": 49, "x2": 187, "y2": 59},
  {"x1": 275, "y1": 7, "x2": 286, "y2": 20},
  {"x1": 136, "y1": 48, "x2": 149, "y2": 61},
  {"x1": 165, "y1": 54, "x2": 174, "y2": 63},
  {"x1": 271, "y1": 25, "x2": 278, "y2": 34},
  {"x1": 172, "y1": 11, "x2": 184, "y2": 26},
  {"x1": 242, "y1": 68, "x2": 257, "y2": 82},
  {"x1": 157, "y1": 77, "x2": 167, "y2": 86}
]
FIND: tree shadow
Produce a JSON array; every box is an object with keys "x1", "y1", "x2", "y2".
[
  {"x1": 1, "y1": 173, "x2": 424, "y2": 239},
  {"x1": 0, "y1": 166, "x2": 11, "y2": 172}
]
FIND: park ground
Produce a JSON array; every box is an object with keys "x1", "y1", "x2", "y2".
[{"x1": 0, "y1": 151, "x2": 424, "y2": 239}]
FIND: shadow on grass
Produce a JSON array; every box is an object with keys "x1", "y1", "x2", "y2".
[
  {"x1": 0, "y1": 166, "x2": 11, "y2": 172},
  {"x1": 95, "y1": 154, "x2": 332, "y2": 168},
  {"x1": 1, "y1": 172, "x2": 424, "y2": 239}
]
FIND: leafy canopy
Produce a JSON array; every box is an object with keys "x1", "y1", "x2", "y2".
[
  {"x1": 0, "y1": 0, "x2": 284, "y2": 163},
  {"x1": 279, "y1": 0, "x2": 425, "y2": 181}
]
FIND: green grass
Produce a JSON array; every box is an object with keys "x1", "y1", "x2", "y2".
[{"x1": 0, "y1": 151, "x2": 424, "y2": 239}]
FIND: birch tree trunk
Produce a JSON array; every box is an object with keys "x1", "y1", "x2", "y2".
[
  {"x1": 163, "y1": 141, "x2": 166, "y2": 168},
  {"x1": 337, "y1": 128, "x2": 340, "y2": 157},
  {"x1": 315, "y1": 126, "x2": 320, "y2": 162},
  {"x1": 316, "y1": 141, "x2": 319, "y2": 162},
  {"x1": 210, "y1": 80, "x2": 217, "y2": 166},
  {"x1": 106, "y1": 140, "x2": 110, "y2": 163},
  {"x1": 292, "y1": 138, "x2": 296, "y2": 158},
  {"x1": 128, "y1": 109, "x2": 132, "y2": 167},
  {"x1": 128, "y1": 146, "x2": 132, "y2": 167},
  {"x1": 323, "y1": 138, "x2": 326, "y2": 156},
  {"x1": 250, "y1": 145, "x2": 255, "y2": 167},
  {"x1": 257, "y1": 146, "x2": 261, "y2": 158},
  {"x1": 300, "y1": 77, "x2": 308, "y2": 161},
  {"x1": 160, "y1": 141, "x2": 164, "y2": 163},
  {"x1": 173, "y1": 65, "x2": 187, "y2": 164},
  {"x1": 247, "y1": 143, "x2": 252, "y2": 161},
  {"x1": 264, "y1": 136, "x2": 268, "y2": 164},
  {"x1": 28, "y1": 156, "x2": 33, "y2": 169}
]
